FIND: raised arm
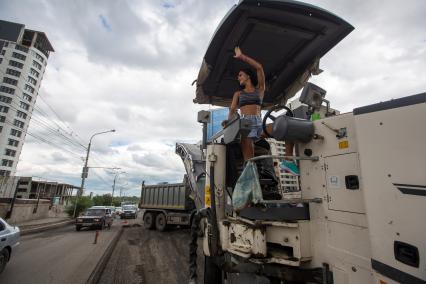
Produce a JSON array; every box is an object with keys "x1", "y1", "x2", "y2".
[{"x1": 234, "y1": 47, "x2": 265, "y2": 93}]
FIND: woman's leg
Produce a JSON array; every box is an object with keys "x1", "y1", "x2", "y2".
[{"x1": 241, "y1": 137, "x2": 254, "y2": 161}]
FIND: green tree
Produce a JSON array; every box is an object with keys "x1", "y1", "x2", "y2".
[
  {"x1": 65, "y1": 196, "x2": 93, "y2": 217},
  {"x1": 92, "y1": 194, "x2": 113, "y2": 206}
]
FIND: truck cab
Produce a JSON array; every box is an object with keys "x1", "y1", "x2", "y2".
[{"x1": 191, "y1": 1, "x2": 426, "y2": 283}]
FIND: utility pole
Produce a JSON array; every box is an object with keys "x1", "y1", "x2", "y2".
[
  {"x1": 73, "y1": 129, "x2": 115, "y2": 218},
  {"x1": 33, "y1": 181, "x2": 41, "y2": 213}
]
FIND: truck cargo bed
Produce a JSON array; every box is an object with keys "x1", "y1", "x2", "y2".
[{"x1": 140, "y1": 182, "x2": 193, "y2": 211}]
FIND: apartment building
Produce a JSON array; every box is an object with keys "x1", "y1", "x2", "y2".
[{"x1": 0, "y1": 19, "x2": 54, "y2": 176}]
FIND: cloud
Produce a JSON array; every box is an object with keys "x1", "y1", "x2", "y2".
[
  {"x1": 127, "y1": 144, "x2": 143, "y2": 151},
  {"x1": 0, "y1": 0, "x2": 424, "y2": 197},
  {"x1": 99, "y1": 14, "x2": 112, "y2": 32}
]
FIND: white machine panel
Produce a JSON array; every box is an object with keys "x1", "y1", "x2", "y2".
[
  {"x1": 325, "y1": 153, "x2": 365, "y2": 214},
  {"x1": 354, "y1": 97, "x2": 426, "y2": 282}
]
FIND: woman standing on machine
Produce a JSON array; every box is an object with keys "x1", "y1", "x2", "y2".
[
  {"x1": 227, "y1": 47, "x2": 299, "y2": 174},
  {"x1": 227, "y1": 46, "x2": 265, "y2": 161}
]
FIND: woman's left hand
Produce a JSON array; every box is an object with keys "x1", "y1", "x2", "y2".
[{"x1": 234, "y1": 46, "x2": 243, "y2": 59}]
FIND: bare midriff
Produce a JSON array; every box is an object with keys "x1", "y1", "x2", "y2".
[{"x1": 240, "y1": 104, "x2": 261, "y2": 116}]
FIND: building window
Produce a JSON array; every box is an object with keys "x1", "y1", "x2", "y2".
[
  {"x1": 0, "y1": 95, "x2": 12, "y2": 104},
  {"x1": 10, "y1": 129, "x2": 22, "y2": 137},
  {"x1": 8, "y1": 139, "x2": 19, "y2": 147},
  {"x1": 27, "y1": 76, "x2": 37, "y2": 85},
  {"x1": 0, "y1": 116, "x2": 5, "y2": 123},
  {"x1": 35, "y1": 53, "x2": 44, "y2": 63},
  {"x1": 6, "y1": 68, "x2": 21, "y2": 78},
  {"x1": 20, "y1": 101, "x2": 29, "y2": 110},
  {"x1": 0, "y1": 58, "x2": 2, "y2": 64},
  {"x1": 13, "y1": 119, "x2": 25, "y2": 129},
  {"x1": 0, "y1": 106, "x2": 9, "y2": 113},
  {"x1": 9, "y1": 60, "x2": 23, "y2": 69},
  {"x1": 32, "y1": 60, "x2": 42, "y2": 70},
  {"x1": 12, "y1": 52, "x2": 26, "y2": 61},
  {"x1": 24, "y1": 84, "x2": 34, "y2": 94},
  {"x1": 1, "y1": 159, "x2": 13, "y2": 167},
  {"x1": 0, "y1": 126, "x2": 2, "y2": 132},
  {"x1": 1, "y1": 50, "x2": 5, "y2": 56},
  {"x1": 3, "y1": 77, "x2": 18, "y2": 86},
  {"x1": 22, "y1": 93, "x2": 32, "y2": 102},
  {"x1": 0, "y1": 86, "x2": 15, "y2": 94},
  {"x1": 30, "y1": 68, "x2": 39, "y2": 78},
  {"x1": 15, "y1": 44, "x2": 29, "y2": 53},
  {"x1": 16, "y1": 110, "x2": 27, "y2": 119},
  {"x1": 0, "y1": 170, "x2": 11, "y2": 177},
  {"x1": 5, "y1": 149, "x2": 16, "y2": 157}
]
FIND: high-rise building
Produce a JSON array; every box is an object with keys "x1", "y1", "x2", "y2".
[{"x1": 0, "y1": 20, "x2": 54, "y2": 176}]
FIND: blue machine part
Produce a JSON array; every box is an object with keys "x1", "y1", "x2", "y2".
[{"x1": 207, "y1": 108, "x2": 229, "y2": 141}]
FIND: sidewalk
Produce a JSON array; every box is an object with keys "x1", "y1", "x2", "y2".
[{"x1": 11, "y1": 216, "x2": 75, "y2": 235}]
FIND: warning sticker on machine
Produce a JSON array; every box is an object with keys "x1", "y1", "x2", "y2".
[
  {"x1": 339, "y1": 140, "x2": 349, "y2": 149},
  {"x1": 205, "y1": 185, "x2": 211, "y2": 207},
  {"x1": 328, "y1": 175, "x2": 340, "y2": 188}
]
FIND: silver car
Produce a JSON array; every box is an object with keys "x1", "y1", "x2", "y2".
[{"x1": 0, "y1": 218, "x2": 20, "y2": 274}]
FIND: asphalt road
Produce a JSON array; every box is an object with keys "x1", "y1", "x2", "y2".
[
  {"x1": 0, "y1": 216, "x2": 128, "y2": 284},
  {"x1": 98, "y1": 217, "x2": 204, "y2": 284}
]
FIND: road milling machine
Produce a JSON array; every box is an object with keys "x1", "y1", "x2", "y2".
[{"x1": 189, "y1": 1, "x2": 426, "y2": 283}]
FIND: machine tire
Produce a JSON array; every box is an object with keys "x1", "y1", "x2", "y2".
[
  {"x1": 155, "y1": 213, "x2": 167, "y2": 231},
  {"x1": 204, "y1": 256, "x2": 223, "y2": 284},
  {"x1": 0, "y1": 248, "x2": 10, "y2": 274},
  {"x1": 143, "y1": 212, "x2": 155, "y2": 230},
  {"x1": 75, "y1": 225, "x2": 82, "y2": 231}
]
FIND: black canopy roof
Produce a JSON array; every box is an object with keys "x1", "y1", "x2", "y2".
[{"x1": 194, "y1": 0, "x2": 354, "y2": 107}]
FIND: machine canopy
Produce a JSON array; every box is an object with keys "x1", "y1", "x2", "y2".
[{"x1": 194, "y1": 0, "x2": 354, "y2": 107}]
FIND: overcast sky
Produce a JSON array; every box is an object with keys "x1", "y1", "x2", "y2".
[{"x1": 0, "y1": 0, "x2": 425, "y2": 197}]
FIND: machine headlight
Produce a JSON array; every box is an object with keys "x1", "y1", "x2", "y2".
[
  {"x1": 77, "y1": 218, "x2": 83, "y2": 222},
  {"x1": 94, "y1": 218, "x2": 100, "y2": 222}
]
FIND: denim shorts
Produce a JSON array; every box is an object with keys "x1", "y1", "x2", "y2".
[{"x1": 242, "y1": 114, "x2": 262, "y2": 139}]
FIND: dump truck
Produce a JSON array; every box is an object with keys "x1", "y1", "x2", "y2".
[
  {"x1": 188, "y1": 1, "x2": 426, "y2": 283},
  {"x1": 140, "y1": 176, "x2": 196, "y2": 231}
]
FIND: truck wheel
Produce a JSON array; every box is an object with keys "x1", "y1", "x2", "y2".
[
  {"x1": 143, "y1": 212, "x2": 155, "y2": 230},
  {"x1": 0, "y1": 248, "x2": 10, "y2": 274},
  {"x1": 75, "y1": 225, "x2": 81, "y2": 231},
  {"x1": 155, "y1": 213, "x2": 167, "y2": 231},
  {"x1": 204, "y1": 256, "x2": 222, "y2": 284}
]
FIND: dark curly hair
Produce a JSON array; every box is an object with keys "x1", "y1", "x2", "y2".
[{"x1": 240, "y1": 68, "x2": 258, "y2": 88}]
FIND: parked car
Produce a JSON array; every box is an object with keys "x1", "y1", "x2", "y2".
[
  {"x1": 0, "y1": 218, "x2": 20, "y2": 274},
  {"x1": 75, "y1": 207, "x2": 113, "y2": 231},
  {"x1": 121, "y1": 205, "x2": 138, "y2": 219}
]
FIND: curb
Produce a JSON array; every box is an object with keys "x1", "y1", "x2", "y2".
[
  {"x1": 20, "y1": 219, "x2": 75, "y2": 235},
  {"x1": 86, "y1": 226, "x2": 124, "y2": 284}
]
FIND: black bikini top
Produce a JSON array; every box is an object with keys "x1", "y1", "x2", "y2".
[{"x1": 238, "y1": 89, "x2": 262, "y2": 107}]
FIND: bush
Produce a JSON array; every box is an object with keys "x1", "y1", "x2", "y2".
[{"x1": 65, "y1": 196, "x2": 93, "y2": 217}]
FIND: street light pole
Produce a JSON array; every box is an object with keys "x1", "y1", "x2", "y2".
[
  {"x1": 73, "y1": 129, "x2": 115, "y2": 218},
  {"x1": 111, "y1": 171, "x2": 125, "y2": 206}
]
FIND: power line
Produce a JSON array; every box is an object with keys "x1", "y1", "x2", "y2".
[
  {"x1": 3, "y1": 119, "x2": 84, "y2": 160},
  {"x1": 36, "y1": 94, "x2": 87, "y2": 146},
  {"x1": 3, "y1": 99, "x2": 86, "y2": 153},
  {"x1": 0, "y1": 73, "x2": 119, "y2": 168},
  {"x1": 0, "y1": 69, "x2": 87, "y2": 148},
  {"x1": 88, "y1": 168, "x2": 113, "y2": 187}
]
